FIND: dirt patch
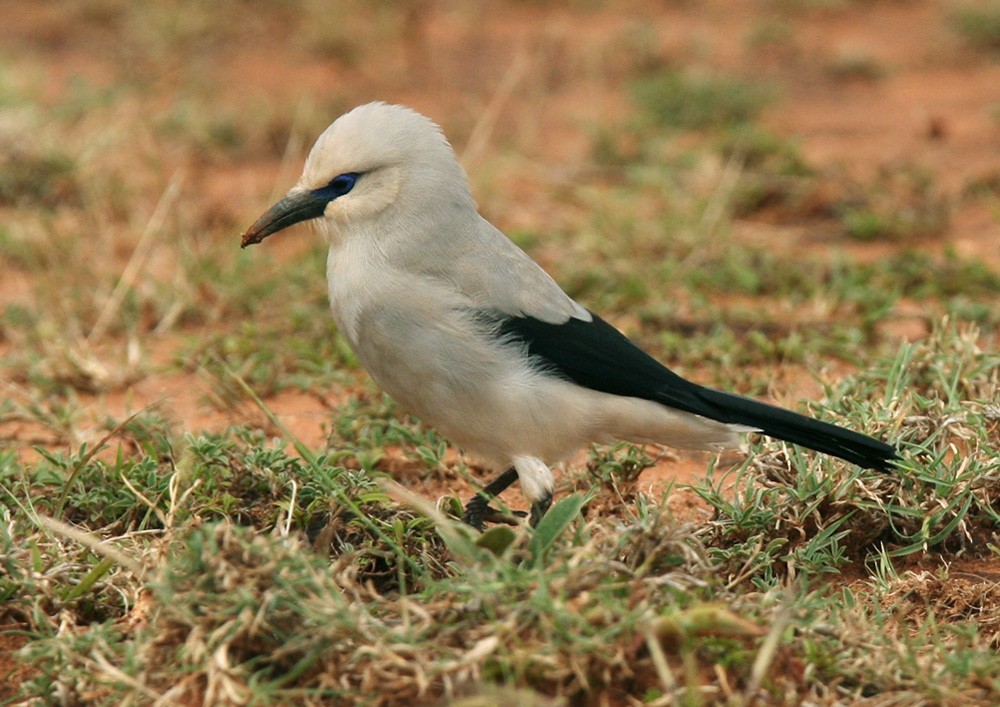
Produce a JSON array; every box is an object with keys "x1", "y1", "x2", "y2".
[{"x1": 0, "y1": 632, "x2": 32, "y2": 701}]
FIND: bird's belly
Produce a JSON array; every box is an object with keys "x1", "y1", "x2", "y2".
[{"x1": 336, "y1": 299, "x2": 593, "y2": 466}]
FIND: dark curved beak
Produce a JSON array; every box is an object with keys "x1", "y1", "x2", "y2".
[{"x1": 240, "y1": 188, "x2": 328, "y2": 248}]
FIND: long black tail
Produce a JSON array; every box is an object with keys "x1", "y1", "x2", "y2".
[
  {"x1": 676, "y1": 386, "x2": 899, "y2": 471},
  {"x1": 495, "y1": 311, "x2": 900, "y2": 471}
]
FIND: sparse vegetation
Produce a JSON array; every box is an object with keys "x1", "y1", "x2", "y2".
[
  {"x1": 3, "y1": 1, "x2": 1000, "y2": 704},
  {"x1": 950, "y1": 2, "x2": 1000, "y2": 52},
  {"x1": 631, "y1": 69, "x2": 772, "y2": 132},
  {"x1": 824, "y1": 50, "x2": 886, "y2": 82}
]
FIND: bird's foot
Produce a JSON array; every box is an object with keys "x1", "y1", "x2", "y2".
[
  {"x1": 479, "y1": 507, "x2": 528, "y2": 526},
  {"x1": 529, "y1": 492, "x2": 553, "y2": 528},
  {"x1": 462, "y1": 495, "x2": 527, "y2": 530}
]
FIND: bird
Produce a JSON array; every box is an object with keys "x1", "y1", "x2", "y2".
[{"x1": 241, "y1": 102, "x2": 899, "y2": 529}]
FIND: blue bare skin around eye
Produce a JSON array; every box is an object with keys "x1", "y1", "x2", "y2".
[{"x1": 313, "y1": 172, "x2": 360, "y2": 202}]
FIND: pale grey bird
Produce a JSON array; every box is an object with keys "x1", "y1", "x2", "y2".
[{"x1": 241, "y1": 102, "x2": 898, "y2": 528}]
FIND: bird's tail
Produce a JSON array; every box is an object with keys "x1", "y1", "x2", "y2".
[{"x1": 692, "y1": 387, "x2": 899, "y2": 471}]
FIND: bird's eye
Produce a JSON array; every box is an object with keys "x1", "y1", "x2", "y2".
[{"x1": 317, "y1": 172, "x2": 359, "y2": 200}]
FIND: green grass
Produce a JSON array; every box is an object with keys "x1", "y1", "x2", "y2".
[
  {"x1": 698, "y1": 321, "x2": 1000, "y2": 580},
  {"x1": 630, "y1": 68, "x2": 772, "y2": 132},
  {"x1": 3, "y1": 2, "x2": 1000, "y2": 704},
  {"x1": 5, "y1": 328, "x2": 999, "y2": 703},
  {"x1": 824, "y1": 50, "x2": 887, "y2": 82},
  {"x1": 950, "y1": 2, "x2": 1000, "y2": 52}
]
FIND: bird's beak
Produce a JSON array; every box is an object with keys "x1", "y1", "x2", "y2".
[{"x1": 240, "y1": 188, "x2": 328, "y2": 248}]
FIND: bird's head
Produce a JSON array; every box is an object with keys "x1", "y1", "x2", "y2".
[{"x1": 241, "y1": 102, "x2": 472, "y2": 248}]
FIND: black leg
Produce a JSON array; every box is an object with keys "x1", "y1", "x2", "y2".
[
  {"x1": 529, "y1": 491, "x2": 553, "y2": 528},
  {"x1": 462, "y1": 466, "x2": 519, "y2": 530}
]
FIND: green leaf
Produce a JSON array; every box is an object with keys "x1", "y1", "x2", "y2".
[
  {"x1": 475, "y1": 525, "x2": 517, "y2": 557},
  {"x1": 529, "y1": 493, "x2": 588, "y2": 564},
  {"x1": 64, "y1": 557, "x2": 116, "y2": 600}
]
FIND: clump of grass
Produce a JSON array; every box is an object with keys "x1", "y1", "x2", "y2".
[
  {"x1": 17, "y1": 505, "x2": 769, "y2": 704},
  {"x1": 696, "y1": 319, "x2": 1000, "y2": 588},
  {"x1": 0, "y1": 148, "x2": 79, "y2": 208},
  {"x1": 744, "y1": 18, "x2": 797, "y2": 54},
  {"x1": 950, "y1": 2, "x2": 1000, "y2": 52},
  {"x1": 719, "y1": 125, "x2": 816, "y2": 216},
  {"x1": 823, "y1": 49, "x2": 886, "y2": 82},
  {"x1": 580, "y1": 442, "x2": 657, "y2": 512},
  {"x1": 0, "y1": 110, "x2": 81, "y2": 208},
  {"x1": 806, "y1": 573, "x2": 1000, "y2": 702},
  {"x1": 839, "y1": 164, "x2": 949, "y2": 242},
  {"x1": 631, "y1": 68, "x2": 772, "y2": 132},
  {"x1": 324, "y1": 392, "x2": 458, "y2": 480}
]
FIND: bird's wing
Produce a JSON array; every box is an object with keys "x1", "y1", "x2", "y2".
[
  {"x1": 490, "y1": 311, "x2": 899, "y2": 471},
  {"x1": 447, "y1": 220, "x2": 590, "y2": 325},
  {"x1": 492, "y1": 311, "x2": 702, "y2": 406}
]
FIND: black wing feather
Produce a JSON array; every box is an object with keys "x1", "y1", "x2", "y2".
[{"x1": 495, "y1": 311, "x2": 898, "y2": 471}]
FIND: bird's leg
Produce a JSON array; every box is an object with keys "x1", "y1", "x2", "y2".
[
  {"x1": 462, "y1": 466, "x2": 521, "y2": 530},
  {"x1": 529, "y1": 492, "x2": 553, "y2": 528}
]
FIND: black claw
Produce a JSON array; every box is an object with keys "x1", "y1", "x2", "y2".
[
  {"x1": 480, "y1": 507, "x2": 527, "y2": 526},
  {"x1": 461, "y1": 495, "x2": 490, "y2": 531},
  {"x1": 462, "y1": 466, "x2": 520, "y2": 530}
]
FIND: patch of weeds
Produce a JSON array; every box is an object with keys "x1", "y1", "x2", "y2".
[
  {"x1": 24, "y1": 445, "x2": 169, "y2": 531},
  {"x1": 719, "y1": 125, "x2": 816, "y2": 216},
  {"x1": 838, "y1": 164, "x2": 949, "y2": 242},
  {"x1": 631, "y1": 68, "x2": 772, "y2": 132},
  {"x1": 744, "y1": 17, "x2": 797, "y2": 54},
  {"x1": 310, "y1": 472, "x2": 448, "y2": 592},
  {"x1": 325, "y1": 393, "x2": 457, "y2": 480},
  {"x1": 695, "y1": 319, "x2": 1000, "y2": 587},
  {"x1": 17, "y1": 504, "x2": 768, "y2": 705},
  {"x1": 870, "y1": 570, "x2": 1000, "y2": 646},
  {"x1": 950, "y1": 2, "x2": 1000, "y2": 52},
  {"x1": 105, "y1": 409, "x2": 176, "y2": 461},
  {"x1": 327, "y1": 392, "x2": 404, "y2": 451},
  {"x1": 824, "y1": 50, "x2": 886, "y2": 82},
  {"x1": 0, "y1": 489, "x2": 148, "y2": 636},
  {"x1": 808, "y1": 580, "x2": 1000, "y2": 701},
  {"x1": 582, "y1": 443, "x2": 656, "y2": 508},
  {"x1": 184, "y1": 314, "x2": 355, "y2": 400},
  {"x1": 881, "y1": 249, "x2": 1000, "y2": 301},
  {"x1": 178, "y1": 430, "x2": 316, "y2": 528},
  {"x1": 0, "y1": 144, "x2": 80, "y2": 208}
]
